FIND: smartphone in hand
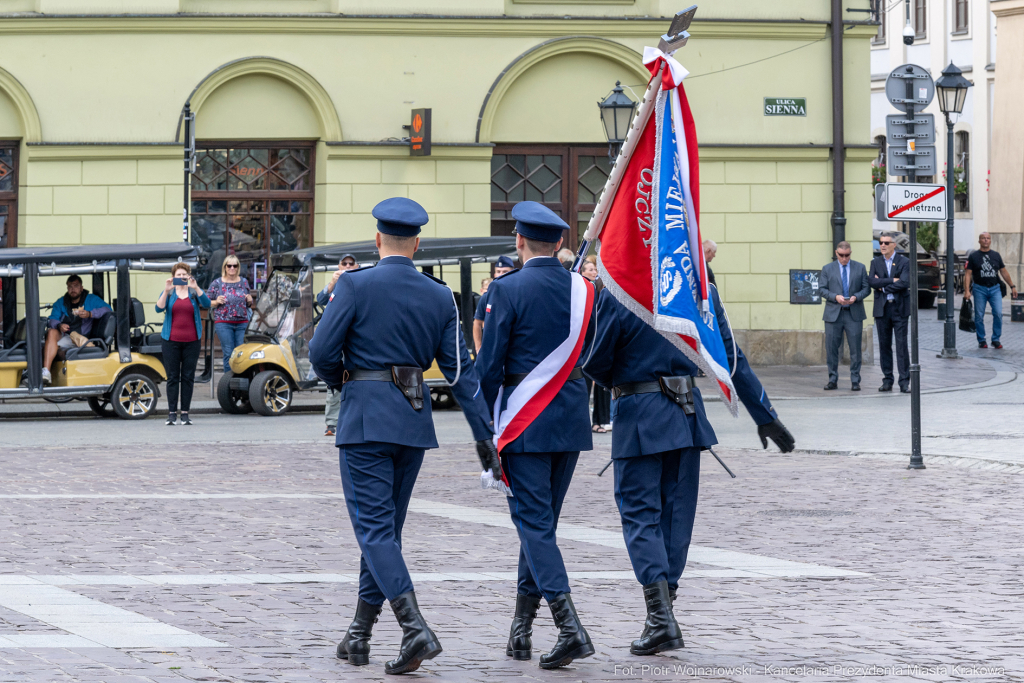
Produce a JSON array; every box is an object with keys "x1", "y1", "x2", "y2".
[{"x1": 172, "y1": 277, "x2": 188, "y2": 286}]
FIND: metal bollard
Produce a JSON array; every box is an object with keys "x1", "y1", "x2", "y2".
[
  {"x1": 1012, "y1": 294, "x2": 1024, "y2": 323},
  {"x1": 937, "y1": 290, "x2": 947, "y2": 320}
]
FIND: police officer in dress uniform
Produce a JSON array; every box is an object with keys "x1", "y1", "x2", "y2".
[
  {"x1": 476, "y1": 201, "x2": 598, "y2": 669},
  {"x1": 309, "y1": 197, "x2": 500, "y2": 675},
  {"x1": 583, "y1": 283, "x2": 794, "y2": 655}
]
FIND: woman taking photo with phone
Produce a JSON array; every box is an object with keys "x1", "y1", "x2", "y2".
[
  {"x1": 206, "y1": 255, "x2": 253, "y2": 371},
  {"x1": 156, "y1": 262, "x2": 210, "y2": 425}
]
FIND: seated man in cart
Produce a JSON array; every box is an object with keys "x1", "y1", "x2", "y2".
[{"x1": 40, "y1": 274, "x2": 111, "y2": 384}]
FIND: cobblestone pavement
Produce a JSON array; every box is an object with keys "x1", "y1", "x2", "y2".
[{"x1": 0, "y1": 431, "x2": 1021, "y2": 682}]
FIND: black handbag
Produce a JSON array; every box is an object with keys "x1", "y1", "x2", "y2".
[
  {"x1": 959, "y1": 299, "x2": 976, "y2": 333},
  {"x1": 999, "y1": 278, "x2": 1008, "y2": 298}
]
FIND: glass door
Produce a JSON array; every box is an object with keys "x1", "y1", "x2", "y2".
[{"x1": 191, "y1": 143, "x2": 314, "y2": 288}]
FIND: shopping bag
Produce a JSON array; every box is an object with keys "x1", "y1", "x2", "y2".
[{"x1": 959, "y1": 299, "x2": 976, "y2": 333}]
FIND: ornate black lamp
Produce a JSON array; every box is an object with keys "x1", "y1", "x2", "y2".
[{"x1": 598, "y1": 81, "x2": 637, "y2": 159}]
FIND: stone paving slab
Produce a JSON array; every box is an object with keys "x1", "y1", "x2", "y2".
[{"x1": 0, "y1": 440, "x2": 1022, "y2": 681}]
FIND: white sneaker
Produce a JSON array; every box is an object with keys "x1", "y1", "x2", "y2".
[{"x1": 41, "y1": 368, "x2": 52, "y2": 385}]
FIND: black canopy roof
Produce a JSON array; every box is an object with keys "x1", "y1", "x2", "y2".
[
  {"x1": 0, "y1": 242, "x2": 197, "y2": 266},
  {"x1": 274, "y1": 237, "x2": 517, "y2": 269}
]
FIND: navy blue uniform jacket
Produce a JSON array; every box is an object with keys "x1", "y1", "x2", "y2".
[
  {"x1": 309, "y1": 255, "x2": 492, "y2": 448},
  {"x1": 476, "y1": 256, "x2": 596, "y2": 454},
  {"x1": 584, "y1": 286, "x2": 777, "y2": 459}
]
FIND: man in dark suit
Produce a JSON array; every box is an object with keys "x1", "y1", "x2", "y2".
[
  {"x1": 869, "y1": 233, "x2": 911, "y2": 393},
  {"x1": 819, "y1": 241, "x2": 870, "y2": 391},
  {"x1": 309, "y1": 197, "x2": 499, "y2": 674}
]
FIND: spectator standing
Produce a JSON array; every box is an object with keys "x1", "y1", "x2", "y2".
[
  {"x1": 557, "y1": 248, "x2": 575, "y2": 271},
  {"x1": 581, "y1": 258, "x2": 611, "y2": 431},
  {"x1": 819, "y1": 241, "x2": 869, "y2": 391},
  {"x1": 206, "y1": 255, "x2": 253, "y2": 372},
  {"x1": 869, "y1": 234, "x2": 911, "y2": 393},
  {"x1": 40, "y1": 274, "x2": 111, "y2": 385},
  {"x1": 964, "y1": 232, "x2": 1017, "y2": 349},
  {"x1": 473, "y1": 255, "x2": 515, "y2": 353},
  {"x1": 702, "y1": 239, "x2": 717, "y2": 286},
  {"x1": 156, "y1": 262, "x2": 211, "y2": 425},
  {"x1": 318, "y1": 254, "x2": 359, "y2": 436}
]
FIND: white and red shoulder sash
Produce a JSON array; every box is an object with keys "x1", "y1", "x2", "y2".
[{"x1": 492, "y1": 272, "x2": 594, "y2": 455}]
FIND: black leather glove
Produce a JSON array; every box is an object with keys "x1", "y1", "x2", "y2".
[
  {"x1": 476, "y1": 440, "x2": 502, "y2": 480},
  {"x1": 758, "y1": 418, "x2": 795, "y2": 453}
]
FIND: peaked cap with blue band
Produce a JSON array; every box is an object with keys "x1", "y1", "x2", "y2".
[
  {"x1": 512, "y1": 201, "x2": 569, "y2": 243},
  {"x1": 372, "y1": 197, "x2": 429, "y2": 237}
]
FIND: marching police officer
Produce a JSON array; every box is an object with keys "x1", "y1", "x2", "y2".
[
  {"x1": 476, "y1": 201, "x2": 597, "y2": 669},
  {"x1": 583, "y1": 282, "x2": 794, "y2": 655},
  {"x1": 309, "y1": 197, "x2": 500, "y2": 675}
]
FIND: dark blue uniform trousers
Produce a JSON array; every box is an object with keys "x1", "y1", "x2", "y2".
[
  {"x1": 338, "y1": 443, "x2": 425, "y2": 606},
  {"x1": 504, "y1": 451, "x2": 579, "y2": 601},
  {"x1": 613, "y1": 447, "x2": 701, "y2": 589}
]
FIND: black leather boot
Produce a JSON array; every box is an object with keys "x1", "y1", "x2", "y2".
[
  {"x1": 539, "y1": 594, "x2": 595, "y2": 669},
  {"x1": 336, "y1": 599, "x2": 382, "y2": 665},
  {"x1": 384, "y1": 591, "x2": 442, "y2": 675},
  {"x1": 630, "y1": 581, "x2": 684, "y2": 655},
  {"x1": 506, "y1": 594, "x2": 541, "y2": 660},
  {"x1": 668, "y1": 586, "x2": 677, "y2": 604}
]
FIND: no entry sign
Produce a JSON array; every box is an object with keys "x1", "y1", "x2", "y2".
[{"x1": 880, "y1": 183, "x2": 947, "y2": 222}]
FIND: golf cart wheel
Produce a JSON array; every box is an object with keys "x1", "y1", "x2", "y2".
[
  {"x1": 43, "y1": 396, "x2": 75, "y2": 404},
  {"x1": 217, "y1": 371, "x2": 253, "y2": 415},
  {"x1": 111, "y1": 373, "x2": 159, "y2": 420},
  {"x1": 249, "y1": 370, "x2": 292, "y2": 416},
  {"x1": 430, "y1": 387, "x2": 459, "y2": 411},
  {"x1": 87, "y1": 396, "x2": 116, "y2": 418}
]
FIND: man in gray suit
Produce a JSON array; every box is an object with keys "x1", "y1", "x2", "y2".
[{"x1": 819, "y1": 241, "x2": 870, "y2": 391}]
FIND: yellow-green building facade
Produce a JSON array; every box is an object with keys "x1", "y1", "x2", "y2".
[{"x1": 0, "y1": 0, "x2": 875, "y2": 364}]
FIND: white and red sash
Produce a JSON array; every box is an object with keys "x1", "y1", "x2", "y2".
[{"x1": 492, "y1": 271, "x2": 594, "y2": 456}]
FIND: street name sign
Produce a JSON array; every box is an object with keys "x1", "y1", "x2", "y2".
[
  {"x1": 764, "y1": 97, "x2": 806, "y2": 116},
  {"x1": 879, "y1": 183, "x2": 947, "y2": 222}
]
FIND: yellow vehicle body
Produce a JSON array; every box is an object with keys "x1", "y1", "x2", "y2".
[
  {"x1": 0, "y1": 352, "x2": 166, "y2": 390},
  {"x1": 229, "y1": 340, "x2": 301, "y2": 384}
]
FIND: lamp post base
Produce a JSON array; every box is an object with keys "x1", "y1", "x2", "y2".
[
  {"x1": 937, "y1": 348, "x2": 962, "y2": 360},
  {"x1": 907, "y1": 457, "x2": 927, "y2": 470}
]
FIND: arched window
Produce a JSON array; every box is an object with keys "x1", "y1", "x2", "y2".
[{"x1": 954, "y1": 131, "x2": 970, "y2": 212}]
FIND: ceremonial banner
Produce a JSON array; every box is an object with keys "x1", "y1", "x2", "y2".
[{"x1": 584, "y1": 48, "x2": 738, "y2": 414}]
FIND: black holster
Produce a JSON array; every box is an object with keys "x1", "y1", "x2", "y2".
[
  {"x1": 659, "y1": 377, "x2": 696, "y2": 415},
  {"x1": 392, "y1": 366, "x2": 425, "y2": 410}
]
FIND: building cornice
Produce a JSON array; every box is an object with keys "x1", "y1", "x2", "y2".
[
  {"x1": 0, "y1": 15, "x2": 865, "y2": 40},
  {"x1": 991, "y1": 0, "x2": 1024, "y2": 18}
]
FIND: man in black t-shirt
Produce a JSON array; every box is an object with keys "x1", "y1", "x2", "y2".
[{"x1": 964, "y1": 232, "x2": 1017, "y2": 349}]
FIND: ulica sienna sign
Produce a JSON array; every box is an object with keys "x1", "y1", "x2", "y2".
[{"x1": 764, "y1": 97, "x2": 807, "y2": 116}]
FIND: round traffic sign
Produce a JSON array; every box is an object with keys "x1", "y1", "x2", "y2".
[{"x1": 884, "y1": 64, "x2": 934, "y2": 112}]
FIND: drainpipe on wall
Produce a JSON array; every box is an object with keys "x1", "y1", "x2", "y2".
[{"x1": 830, "y1": 0, "x2": 846, "y2": 251}]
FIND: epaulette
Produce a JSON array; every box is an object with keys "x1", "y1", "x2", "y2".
[
  {"x1": 420, "y1": 271, "x2": 447, "y2": 286},
  {"x1": 346, "y1": 264, "x2": 375, "y2": 274}
]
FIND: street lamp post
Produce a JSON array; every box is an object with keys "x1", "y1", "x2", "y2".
[
  {"x1": 935, "y1": 62, "x2": 972, "y2": 360},
  {"x1": 597, "y1": 81, "x2": 637, "y2": 159}
]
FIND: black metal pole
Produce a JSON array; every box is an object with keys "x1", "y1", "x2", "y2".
[
  {"x1": 905, "y1": 71, "x2": 925, "y2": 470},
  {"x1": 830, "y1": 0, "x2": 846, "y2": 250},
  {"x1": 939, "y1": 114, "x2": 960, "y2": 359},
  {"x1": 23, "y1": 262, "x2": 42, "y2": 393},
  {"x1": 182, "y1": 103, "x2": 192, "y2": 244},
  {"x1": 459, "y1": 257, "x2": 474, "y2": 348}
]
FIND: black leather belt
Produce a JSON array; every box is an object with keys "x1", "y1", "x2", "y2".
[
  {"x1": 504, "y1": 367, "x2": 584, "y2": 388},
  {"x1": 344, "y1": 367, "x2": 426, "y2": 410},
  {"x1": 344, "y1": 368, "x2": 398, "y2": 382},
  {"x1": 612, "y1": 375, "x2": 695, "y2": 414}
]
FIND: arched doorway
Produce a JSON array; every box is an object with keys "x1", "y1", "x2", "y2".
[
  {"x1": 183, "y1": 59, "x2": 340, "y2": 287},
  {"x1": 479, "y1": 38, "x2": 648, "y2": 249}
]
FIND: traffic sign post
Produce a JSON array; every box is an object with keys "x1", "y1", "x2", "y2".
[{"x1": 885, "y1": 64, "x2": 933, "y2": 472}]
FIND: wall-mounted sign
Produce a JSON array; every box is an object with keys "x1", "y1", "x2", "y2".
[
  {"x1": 790, "y1": 269, "x2": 822, "y2": 304},
  {"x1": 764, "y1": 97, "x2": 807, "y2": 116},
  {"x1": 410, "y1": 108, "x2": 431, "y2": 157}
]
